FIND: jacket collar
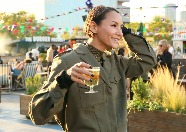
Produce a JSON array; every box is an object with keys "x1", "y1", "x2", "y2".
[{"x1": 74, "y1": 44, "x2": 112, "y2": 88}]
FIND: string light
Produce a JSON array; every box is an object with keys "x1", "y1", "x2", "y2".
[{"x1": 0, "y1": 1, "x2": 185, "y2": 37}]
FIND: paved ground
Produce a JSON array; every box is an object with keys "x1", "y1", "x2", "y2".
[{"x1": 0, "y1": 90, "x2": 63, "y2": 132}]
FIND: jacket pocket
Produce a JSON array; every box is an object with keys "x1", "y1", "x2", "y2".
[
  {"x1": 109, "y1": 70, "x2": 125, "y2": 99},
  {"x1": 78, "y1": 79, "x2": 105, "y2": 108},
  {"x1": 110, "y1": 69, "x2": 121, "y2": 84}
]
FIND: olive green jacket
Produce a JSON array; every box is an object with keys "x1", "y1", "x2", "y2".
[{"x1": 29, "y1": 33, "x2": 156, "y2": 132}]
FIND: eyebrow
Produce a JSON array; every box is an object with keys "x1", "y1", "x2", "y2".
[
  {"x1": 111, "y1": 21, "x2": 123, "y2": 26},
  {"x1": 111, "y1": 21, "x2": 117, "y2": 24}
]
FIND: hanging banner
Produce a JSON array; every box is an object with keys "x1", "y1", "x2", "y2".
[{"x1": 25, "y1": 36, "x2": 65, "y2": 42}]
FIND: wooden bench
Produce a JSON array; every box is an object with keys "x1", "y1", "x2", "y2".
[
  {"x1": 16, "y1": 62, "x2": 38, "y2": 90},
  {"x1": 0, "y1": 64, "x2": 12, "y2": 92}
]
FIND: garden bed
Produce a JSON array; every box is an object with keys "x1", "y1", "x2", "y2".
[{"x1": 128, "y1": 109, "x2": 186, "y2": 132}]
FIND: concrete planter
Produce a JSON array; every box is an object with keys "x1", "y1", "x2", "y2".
[
  {"x1": 128, "y1": 109, "x2": 186, "y2": 132},
  {"x1": 20, "y1": 94, "x2": 56, "y2": 123}
]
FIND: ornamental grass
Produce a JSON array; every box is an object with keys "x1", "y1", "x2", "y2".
[
  {"x1": 128, "y1": 66, "x2": 186, "y2": 114},
  {"x1": 150, "y1": 66, "x2": 186, "y2": 113}
]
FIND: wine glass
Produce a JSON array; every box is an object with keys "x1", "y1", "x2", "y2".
[{"x1": 84, "y1": 67, "x2": 100, "y2": 93}]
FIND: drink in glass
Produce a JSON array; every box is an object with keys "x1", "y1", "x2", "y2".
[{"x1": 84, "y1": 67, "x2": 100, "y2": 93}]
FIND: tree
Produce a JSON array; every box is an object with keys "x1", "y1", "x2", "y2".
[
  {"x1": 61, "y1": 25, "x2": 86, "y2": 40},
  {"x1": 124, "y1": 22, "x2": 140, "y2": 32},
  {"x1": 0, "y1": 11, "x2": 57, "y2": 40},
  {"x1": 71, "y1": 26, "x2": 85, "y2": 39},
  {"x1": 146, "y1": 16, "x2": 173, "y2": 42},
  {"x1": 61, "y1": 31, "x2": 70, "y2": 40}
]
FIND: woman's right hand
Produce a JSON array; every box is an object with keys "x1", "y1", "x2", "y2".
[{"x1": 67, "y1": 62, "x2": 93, "y2": 86}]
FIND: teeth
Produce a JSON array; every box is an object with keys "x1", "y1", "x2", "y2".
[{"x1": 114, "y1": 38, "x2": 119, "y2": 42}]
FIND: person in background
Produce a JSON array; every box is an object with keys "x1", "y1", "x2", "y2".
[
  {"x1": 28, "y1": 52, "x2": 35, "y2": 61},
  {"x1": 29, "y1": 5, "x2": 156, "y2": 131},
  {"x1": 53, "y1": 45, "x2": 58, "y2": 58},
  {"x1": 31, "y1": 47, "x2": 40, "y2": 61},
  {"x1": 26, "y1": 49, "x2": 32, "y2": 59},
  {"x1": 0, "y1": 56, "x2": 3, "y2": 64},
  {"x1": 65, "y1": 44, "x2": 72, "y2": 52},
  {"x1": 37, "y1": 54, "x2": 43, "y2": 64},
  {"x1": 57, "y1": 45, "x2": 65, "y2": 54},
  {"x1": 12, "y1": 58, "x2": 32, "y2": 90},
  {"x1": 156, "y1": 39, "x2": 175, "y2": 78},
  {"x1": 46, "y1": 44, "x2": 55, "y2": 71},
  {"x1": 14, "y1": 58, "x2": 20, "y2": 66}
]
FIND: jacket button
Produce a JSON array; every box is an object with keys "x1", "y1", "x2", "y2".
[{"x1": 114, "y1": 76, "x2": 118, "y2": 82}]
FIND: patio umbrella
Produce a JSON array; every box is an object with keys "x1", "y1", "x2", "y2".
[{"x1": 137, "y1": 22, "x2": 144, "y2": 36}]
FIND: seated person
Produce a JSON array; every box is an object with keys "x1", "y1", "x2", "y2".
[
  {"x1": 14, "y1": 59, "x2": 20, "y2": 66},
  {"x1": 28, "y1": 52, "x2": 35, "y2": 61},
  {"x1": 12, "y1": 58, "x2": 32, "y2": 90}
]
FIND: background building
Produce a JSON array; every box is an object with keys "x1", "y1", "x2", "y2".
[
  {"x1": 180, "y1": 11, "x2": 186, "y2": 22},
  {"x1": 117, "y1": 0, "x2": 130, "y2": 23},
  {"x1": 165, "y1": 3, "x2": 178, "y2": 23},
  {"x1": 172, "y1": 22, "x2": 186, "y2": 55}
]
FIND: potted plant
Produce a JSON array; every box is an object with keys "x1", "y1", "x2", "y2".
[
  {"x1": 127, "y1": 67, "x2": 186, "y2": 132},
  {"x1": 20, "y1": 74, "x2": 56, "y2": 123},
  {"x1": 20, "y1": 74, "x2": 43, "y2": 117}
]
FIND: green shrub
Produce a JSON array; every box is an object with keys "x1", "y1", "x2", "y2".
[
  {"x1": 25, "y1": 74, "x2": 43, "y2": 95},
  {"x1": 127, "y1": 77, "x2": 152, "y2": 112},
  {"x1": 38, "y1": 53, "x2": 47, "y2": 63}
]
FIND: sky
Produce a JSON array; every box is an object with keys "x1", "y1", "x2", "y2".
[
  {"x1": 0, "y1": 0, "x2": 186, "y2": 34},
  {"x1": 128, "y1": 0, "x2": 186, "y2": 22}
]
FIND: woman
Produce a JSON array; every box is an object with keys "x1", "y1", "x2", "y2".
[
  {"x1": 156, "y1": 39, "x2": 175, "y2": 77},
  {"x1": 29, "y1": 6, "x2": 156, "y2": 132}
]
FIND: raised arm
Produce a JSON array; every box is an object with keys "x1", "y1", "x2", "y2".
[{"x1": 121, "y1": 26, "x2": 157, "y2": 78}]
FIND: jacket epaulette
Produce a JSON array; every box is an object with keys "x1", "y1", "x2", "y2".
[{"x1": 54, "y1": 49, "x2": 72, "y2": 59}]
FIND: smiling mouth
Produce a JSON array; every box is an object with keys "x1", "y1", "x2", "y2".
[{"x1": 113, "y1": 38, "x2": 120, "y2": 43}]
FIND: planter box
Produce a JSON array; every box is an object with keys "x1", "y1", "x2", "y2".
[
  {"x1": 20, "y1": 94, "x2": 32, "y2": 116},
  {"x1": 20, "y1": 94, "x2": 56, "y2": 123},
  {"x1": 128, "y1": 109, "x2": 186, "y2": 132}
]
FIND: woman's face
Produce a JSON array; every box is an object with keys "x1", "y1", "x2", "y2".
[
  {"x1": 92, "y1": 11, "x2": 123, "y2": 51},
  {"x1": 158, "y1": 42, "x2": 166, "y2": 52},
  {"x1": 158, "y1": 44, "x2": 163, "y2": 52}
]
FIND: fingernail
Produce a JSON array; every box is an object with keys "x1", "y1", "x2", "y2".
[
  {"x1": 89, "y1": 79, "x2": 92, "y2": 82},
  {"x1": 89, "y1": 65, "x2": 92, "y2": 69},
  {"x1": 91, "y1": 74, "x2": 94, "y2": 77}
]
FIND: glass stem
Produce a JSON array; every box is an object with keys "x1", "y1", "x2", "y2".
[{"x1": 89, "y1": 86, "x2": 94, "y2": 92}]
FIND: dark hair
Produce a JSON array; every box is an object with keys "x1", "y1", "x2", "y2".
[
  {"x1": 29, "y1": 52, "x2": 32, "y2": 56},
  {"x1": 83, "y1": 5, "x2": 119, "y2": 38},
  {"x1": 118, "y1": 48, "x2": 125, "y2": 56},
  {"x1": 24, "y1": 58, "x2": 32, "y2": 63}
]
